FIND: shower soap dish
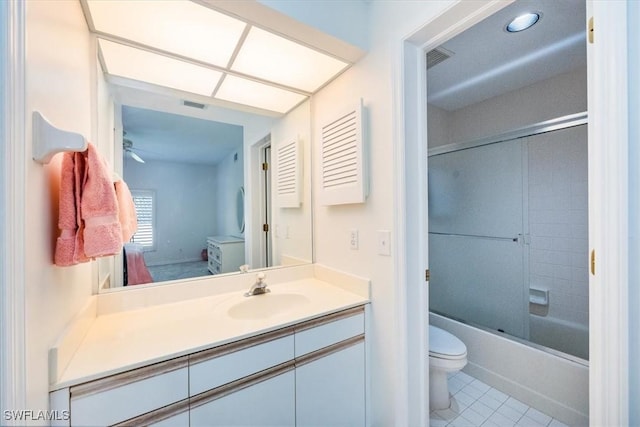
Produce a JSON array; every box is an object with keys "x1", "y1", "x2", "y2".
[{"x1": 529, "y1": 287, "x2": 549, "y2": 306}]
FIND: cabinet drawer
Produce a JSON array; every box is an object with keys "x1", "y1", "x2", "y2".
[
  {"x1": 69, "y1": 357, "x2": 188, "y2": 427},
  {"x1": 189, "y1": 329, "x2": 294, "y2": 396},
  {"x1": 295, "y1": 307, "x2": 364, "y2": 357}
]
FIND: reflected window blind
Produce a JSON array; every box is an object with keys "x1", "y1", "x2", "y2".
[{"x1": 131, "y1": 190, "x2": 155, "y2": 249}]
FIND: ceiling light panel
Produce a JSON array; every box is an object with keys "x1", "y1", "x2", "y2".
[
  {"x1": 216, "y1": 75, "x2": 307, "y2": 114},
  {"x1": 86, "y1": 0, "x2": 246, "y2": 67},
  {"x1": 231, "y1": 27, "x2": 349, "y2": 93},
  {"x1": 98, "y1": 39, "x2": 222, "y2": 97}
]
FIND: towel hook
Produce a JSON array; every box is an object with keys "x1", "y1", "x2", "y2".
[{"x1": 32, "y1": 111, "x2": 88, "y2": 164}]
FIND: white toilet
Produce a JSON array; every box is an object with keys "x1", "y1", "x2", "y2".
[{"x1": 429, "y1": 325, "x2": 468, "y2": 410}]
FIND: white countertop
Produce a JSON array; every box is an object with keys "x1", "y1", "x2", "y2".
[{"x1": 52, "y1": 277, "x2": 368, "y2": 390}]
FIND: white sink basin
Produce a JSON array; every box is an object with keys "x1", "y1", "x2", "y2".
[{"x1": 227, "y1": 293, "x2": 311, "y2": 319}]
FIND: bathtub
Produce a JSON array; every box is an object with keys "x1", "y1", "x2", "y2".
[
  {"x1": 529, "y1": 315, "x2": 589, "y2": 361},
  {"x1": 430, "y1": 312, "x2": 589, "y2": 426}
]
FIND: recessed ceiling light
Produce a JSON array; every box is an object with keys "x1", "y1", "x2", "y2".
[{"x1": 506, "y1": 12, "x2": 540, "y2": 33}]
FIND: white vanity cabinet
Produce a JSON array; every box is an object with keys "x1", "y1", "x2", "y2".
[
  {"x1": 50, "y1": 305, "x2": 366, "y2": 427},
  {"x1": 207, "y1": 236, "x2": 245, "y2": 275},
  {"x1": 53, "y1": 357, "x2": 189, "y2": 427},
  {"x1": 295, "y1": 308, "x2": 366, "y2": 427},
  {"x1": 190, "y1": 368, "x2": 296, "y2": 427},
  {"x1": 188, "y1": 328, "x2": 296, "y2": 427}
]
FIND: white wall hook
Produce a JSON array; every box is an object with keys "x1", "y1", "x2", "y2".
[{"x1": 32, "y1": 111, "x2": 87, "y2": 164}]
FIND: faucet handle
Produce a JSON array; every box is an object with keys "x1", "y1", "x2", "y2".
[{"x1": 256, "y1": 272, "x2": 266, "y2": 283}]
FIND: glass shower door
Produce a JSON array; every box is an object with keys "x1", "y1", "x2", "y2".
[{"x1": 428, "y1": 139, "x2": 527, "y2": 338}]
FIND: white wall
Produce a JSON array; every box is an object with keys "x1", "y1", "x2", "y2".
[
  {"x1": 429, "y1": 67, "x2": 588, "y2": 147},
  {"x1": 124, "y1": 158, "x2": 219, "y2": 266},
  {"x1": 270, "y1": 100, "x2": 312, "y2": 265},
  {"x1": 310, "y1": 2, "x2": 454, "y2": 424},
  {"x1": 257, "y1": 0, "x2": 369, "y2": 51},
  {"x1": 24, "y1": 0, "x2": 95, "y2": 421},
  {"x1": 215, "y1": 148, "x2": 244, "y2": 236}
]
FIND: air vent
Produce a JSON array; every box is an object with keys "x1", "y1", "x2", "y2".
[
  {"x1": 276, "y1": 138, "x2": 302, "y2": 208},
  {"x1": 182, "y1": 100, "x2": 206, "y2": 109},
  {"x1": 426, "y1": 47, "x2": 454, "y2": 70},
  {"x1": 319, "y1": 99, "x2": 367, "y2": 206}
]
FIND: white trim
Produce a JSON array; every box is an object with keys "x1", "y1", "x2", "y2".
[
  {"x1": 628, "y1": 2, "x2": 640, "y2": 425},
  {"x1": 587, "y1": 1, "x2": 629, "y2": 425},
  {"x1": 0, "y1": 0, "x2": 26, "y2": 420},
  {"x1": 395, "y1": 1, "x2": 512, "y2": 424}
]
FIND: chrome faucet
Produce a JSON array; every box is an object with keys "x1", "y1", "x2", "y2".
[{"x1": 244, "y1": 272, "x2": 270, "y2": 297}]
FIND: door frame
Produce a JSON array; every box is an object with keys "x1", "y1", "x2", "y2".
[
  {"x1": 395, "y1": 2, "x2": 512, "y2": 424},
  {"x1": 396, "y1": 0, "x2": 630, "y2": 425},
  {"x1": 0, "y1": 0, "x2": 27, "y2": 419},
  {"x1": 585, "y1": 1, "x2": 630, "y2": 425}
]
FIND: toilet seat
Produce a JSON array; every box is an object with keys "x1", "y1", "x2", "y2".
[{"x1": 429, "y1": 325, "x2": 467, "y2": 360}]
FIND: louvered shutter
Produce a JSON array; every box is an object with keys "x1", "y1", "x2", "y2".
[
  {"x1": 319, "y1": 100, "x2": 367, "y2": 205},
  {"x1": 276, "y1": 138, "x2": 302, "y2": 208},
  {"x1": 131, "y1": 190, "x2": 155, "y2": 249}
]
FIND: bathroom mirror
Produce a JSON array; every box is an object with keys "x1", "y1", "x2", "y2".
[
  {"x1": 85, "y1": 0, "x2": 365, "y2": 291},
  {"x1": 98, "y1": 84, "x2": 313, "y2": 290}
]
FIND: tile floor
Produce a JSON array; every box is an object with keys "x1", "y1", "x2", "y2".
[{"x1": 430, "y1": 371, "x2": 570, "y2": 427}]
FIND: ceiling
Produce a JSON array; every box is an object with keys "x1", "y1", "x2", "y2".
[
  {"x1": 82, "y1": 0, "x2": 354, "y2": 115},
  {"x1": 427, "y1": 0, "x2": 586, "y2": 112},
  {"x1": 122, "y1": 0, "x2": 587, "y2": 165},
  {"x1": 122, "y1": 106, "x2": 243, "y2": 165}
]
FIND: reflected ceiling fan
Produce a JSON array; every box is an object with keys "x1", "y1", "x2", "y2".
[{"x1": 123, "y1": 132, "x2": 145, "y2": 163}]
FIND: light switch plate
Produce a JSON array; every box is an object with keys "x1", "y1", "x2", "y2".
[{"x1": 378, "y1": 230, "x2": 391, "y2": 256}]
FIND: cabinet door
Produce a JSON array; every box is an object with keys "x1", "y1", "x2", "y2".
[
  {"x1": 190, "y1": 369, "x2": 295, "y2": 427},
  {"x1": 69, "y1": 358, "x2": 188, "y2": 427},
  {"x1": 296, "y1": 341, "x2": 365, "y2": 427}
]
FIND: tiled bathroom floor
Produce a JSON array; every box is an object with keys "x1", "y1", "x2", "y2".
[{"x1": 430, "y1": 371, "x2": 570, "y2": 427}]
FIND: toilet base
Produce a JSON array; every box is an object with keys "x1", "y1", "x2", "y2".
[{"x1": 429, "y1": 368, "x2": 451, "y2": 410}]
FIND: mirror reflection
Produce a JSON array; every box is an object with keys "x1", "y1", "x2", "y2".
[
  {"x1": 100, "y1": 91, "x2": 313, "y2": 290},
  {"x1": 122, "y1": 105, "x2": 244, "y2": 284}
]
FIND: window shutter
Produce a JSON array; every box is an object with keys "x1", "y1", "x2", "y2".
[{"x1": 131, "y1": 191, "x2": 154, "y2": 248}]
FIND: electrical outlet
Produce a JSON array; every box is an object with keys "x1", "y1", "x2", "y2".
[{"x1": 350, "y1": 229, "x2": 359, "y2": 250}]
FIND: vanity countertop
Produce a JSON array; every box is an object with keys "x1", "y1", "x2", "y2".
[{"x1": 52, "y1": 277, "x2": 368, "y2": 391}]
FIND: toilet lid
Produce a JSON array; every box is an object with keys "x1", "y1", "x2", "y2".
[{"x1": 429, "y1": 325, "x2": 466, "y2": 358}]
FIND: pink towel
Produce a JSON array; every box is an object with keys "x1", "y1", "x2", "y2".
[
  {"x1": 124, "y1": 243, "x2": 153, "y2": 285},
  {"x1": 55, "y1": 143, "x2": 131, "y2": 266},
  {"x1": 81, "y1": 144, "x2": 123, "y2": 258},
  {"x1": 54, "y1": 152, "x2": 89, "y2": 266},
  {"x1": 115, "y1": 179, "x2": 137, "y2": 242}
]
